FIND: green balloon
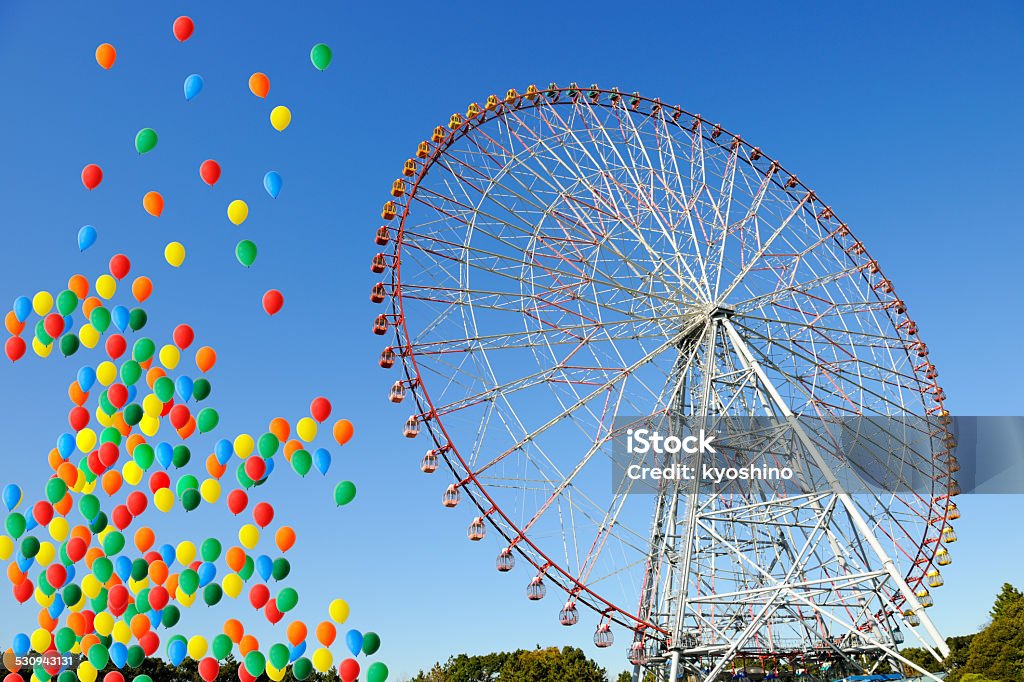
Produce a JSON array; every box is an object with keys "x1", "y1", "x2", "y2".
[
  {"x1": 258, "y1": 433, "x2": 279, "y2": 457},
  {"x1": 201, "y1": 537, "x2": 222, "y2": 562},
  {"x1": 34, "y1": 320, "x2": 53, "y2": 345},
  {"x1": 161, "y1": 604, "x2": 181, "y2": 628},
  {"x1": 179, "y1": 568, "x2": 200, "y2": 595},
  {"x1": 238, "y1": 555, "x2": 255, "y2": 581},
  {"x1": 100, "y1": 427, "x2": 122, "y2": 445},
  {"x1": 291, "y1": 449, "x2": 312, "y2": 477},
  {"x1": 268, "y1": 643, "x2": 289, "y2": 670},
  {"x1": 276, "y1": 586, "x2": 298, "y2": 612},
  {"x1": 133, "y1": 338, "x2": 156, "y2": 363},
  {"x1": 310, "y1": 43, "x2": 332, "y2": 71},
  {"x1": 102, "y1": 531, "x2": 125, "y2": 556},
  {"x1": 92, "y1": 556, "x2": 114, "y2": 582},
  {"x1": 54, "y1": 627, "x2": 76, "y2": 653},
  {"x1": 197, "y1": 407, "x2": 219, "y2": 433},
  {"x1": 235, "y1": 240, "x2": 258, "y2": 268},
  {"x1": 292, "y1": 657, "x2": 313, "y2": 681},
  {"x1": 181, "y1": 488, "x2": 201, "y2": 512},
  {"x1": 124, "y1": 403, "x2": 143, "y2": 426},
  {"x1": 62, "y1": 583, "x2": 82, "y2": 607},
  {"x1": 127, "y1": 646, "x2": 146, "y2": 668},
  {"x1": 87, "y1": 643, "x2": 109, "y2": 669},
  {"x1": 134, "y1": 443, "x2": 155, "y2": 469},
  {"x1": 38, "y1": 573, "x2": 55, "y2": 596},
  {"x1": 90, "y1": 588, "x2": 108, "y2": 613},
  {"x1": 45, "y1": 478, "x2": 68, "y2": 504},
  {"x1": 203, "y1": 583, "x2": 223, "y2": 606},
  {"x1": 367, "y1": 662, "x2": 389, "y2": 682},
  {"x1": 59, "y1": 333, "x2": 80, "y2": 357},
  {"x1": 236, "y1": 464, "x2": 254, "y2": 490},
  {"x1": 192, "y1": 378, "x2": 212, "y2": 401},
  {"x1": 334, "y1": 480, "x2": 357, "y2": 506},
  {"x1": 21, "y1": 535, "x2": 40, "y2": 558},
  {"x1": 98, "y1": 391, "x2": 116, "y2": 416},
  {"x1": 79, "y1": 493, "x2": 100, "y2": 520},
  {"x1": 5, "y1": 512, "x2": 26, "y2": 539},
  {"x1": 57, "y1": 671, "x2": 76, "y2": 682},
  {"x1": 123, "y1": 603, "x2": 138, "y2": 621},
  {"x1": 176, "y1": 474, "x2": 200, "y2": 497},
  {"x1": 271, "y1": 557, "x2": 290, "y2": 581},
  {"x1": 362, "y1": 632, "x2": 381, "y2": 656},
  {"x1": 135, "y1": 128, "x2": 158, "y2": 154},
  {"x1": 136, "y1": 588, "x2": 151, "y2": 614},
  {"x1": 56, "y1": 290, "x2": 78, "y2": 316},
  {"x1": 88, "y1": 510, "x2": 108, "y2": 533},
  {"x1": 153, "y1": 376, "x2": 174, "y2": 402},
  {"x1": 172, "y1": 444, "x2": 191, "y2": 468},
  {"x1": 90, "y1": 306, "x2": 111, "y2": 333},
  {"x1": 211, "y1": 633, "x2": 232, "y2": 660},
  {"x1": 133, "y1": 675, "x2": 152, "y2": 682},
  {"x1": 129, "y1": 308, "x2": 148, "y2": 332},
  {"x1": 131, "y1": 558, "x2": 149, "y2": 581},
  {"x1": 34, "y1": 665, "x2": 50, "y2": 682},
  {"x1": 120, "y1": 360, "x2": 142, "y2": 385},
  {"x1": 244, "y1": 651, "x2": 266, "y2": 677}
]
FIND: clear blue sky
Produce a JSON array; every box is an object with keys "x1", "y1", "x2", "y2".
[{"x1": 0, "y1": 1, "x2": 1022, "y2": 679}]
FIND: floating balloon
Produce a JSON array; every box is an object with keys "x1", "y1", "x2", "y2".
[
  {"x1": 236, "y1": 240, "x2": 257, "y2": 268},
  {"x1": 333, "y1": 481, "x2": 356, "y2": 507},
  {"x1": 339, "y1": 659, "x2": 359, "y2": 682},
  {"x1": 81, "y1": 164, "x2": 103, "y2": 190},
  {"x1": 184, "y1": 74, "x2": 204, "y2": 101},
  {"x1": 143, "y1": 191, "x2": 164, "y2": 217},
  {"x1": 270, "y1": 106, "x2": 291, "y2": 132},
  {"x1": 173, "y1": 16, "x2": 194, "y2": 42},
  {"x1": 345, "y1": 629, "x2": 363, "y2": 657},
  {"x1": 249, "y1": 72, "x2": 270, "y2": 98},
  {"x1": 310, "y1": 43, "x2": 332, "y2": 71},
  {"x1": 200, "y1": 159, "x2": 221, "y2": 186},
  {"x1": 366, "y1": 662, "x2": 389, "y2": 682},
  {"x1": 328, "y1": 598, "x2": 349, "y2": 624},
  {"x1": 164, "y1": 242, "x2": 186, "y2": 268},
  {"x1": 95, "y1": 43, "x2": 116, "y2": 69},
  {"x1": 227, "y1": 200, "x2": 248, "y2": 226},
  {"x1": 262, "y1": 290, "x2": 284, "y2": 316},
  {"x1": 333, "y1": 419, "x2": 354, "y2": 445},
  {"x1": 135, "y1": 128, "x2": 158, "y2": 154},
  {"x1": 263, "y1": 172, "x2": 282, "y2": 199},
  {"x1": 310, "y1": 397, "x2": 332, "y2": 423},
  {"x1": 77, "y1": 226, "x2": 97, "y2": 252}
]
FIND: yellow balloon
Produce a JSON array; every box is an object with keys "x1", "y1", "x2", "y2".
[
  {"x1": 76, "y1": 428, "x2": 97, "y2": 453},
  {"x1": 328, "y1": 598, "x2": 349, "y2": 623},
  {"x1": 35, "y1": 587, "x2": 55, "y2": 607},
  {"x1": 266, "y1": 665, "x2": 286, "y2": 682},
  {"x1": 32, "y1": 337, "x2": 52, "y2": 358},
  {"x1": 154, "y1": 487, "x2": 174, "y2": 512},
  {"x1": 96, "y1": 361, "x2": 117, "y2": 386},
  {"x1": 176, "y1": 586, "x2": 197, "y2": 607},
  {"x1": 0, "y1": 536, "x2": 13, "y2": 560},
  {"x1": 36, "y1": 541, "x2": 55, "y2": 566},
  {"x1": 69, "y1": 592, "x2": 88, "y2": 612},
  {"x1": 177, "y1": 540, "x2": 197, "y2": 565},
  {"x1": 296, "y1": 417, "x2": 318, "y2": 443},
  {"x1": 95, "y1": 274, "x2": 117, "y2": 300},
  {"x1": 140, "y1": 414, "x2": 160, "y2": 437},
  {"x1": 128, "y1": 577, "x2": 149, "y2": 593},
  {"x1": 238, "y1": 523, "x2": 260, "y2": 549},
  {"x1": 165, "y1": 241, "x2": 186, "y2": 268},
  {"x1": 234, "y1": 434, "x2": 255, "y2": 458},
  {"x1": 187, "y1": 635, "x2": 208, "y2": 660},
  {"x1": 82, "y1": 479, "x2": 97, "y2": 495},
  {"x1": 95, "y1": 408, "x2": 113, "y2": 428},
  {"x1": 270, "y1": 105, "x2": 292, "y2": 132},
  {"x1": 200, "y1": 478, "x2": 221, "y2": 503},
  {"x1": 82, "y1": 574, "x2": 101, "y2": 599},
  {"x1": 48, "y1": 516, "x2": 69, "y2": 542},
  {"x1": 312, "y1": 648, "x2": 332, "y2": 673},
  {"x1": 112, "y1": 621, "x2": 132, "y2": 644},
  {"x1": 222, "y1": 573, "x2": 243, "y2": 599},
  {"x1": 78, "y1": 660, "x2": 98, "y2": 682},
  {"x1": 159, "y1": 344, "x2": 181, "y2": 369},
  {"x1": 31, "y1": 628, "x2": 50, "y2": 653},
  {"x1": 94, "y1": 611, "x2": 114, "y2": 636},
  {"x1": 142, "y1": 393, "x2": 164, "y2": 417},
  {"x1": 80, "y1": 323, "x2": 99, "y2": 349},
  {"x1": 122, "y1": 461, "x2": 143, "y2": 486},
  {"x1": 32, "y1": 291, "x2": 54, "y2": 316},
  {"x1": 227, "y1": 200, "x2": 249, "y2": 226}
]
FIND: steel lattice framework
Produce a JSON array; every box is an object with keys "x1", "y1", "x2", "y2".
[{"x1": 369, "y1": 84, "x2": 960, "y2": 681}]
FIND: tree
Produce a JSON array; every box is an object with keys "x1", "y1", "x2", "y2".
[
  {"x1": 989, "y1": 582, "x2": 1023, "y2": 621},
  {"x1": 410, "y1": 646, "x2": 606, "y2": 682},
  {"x1": 949, "y1": 596, "x2": 1024, "y2": 682}
]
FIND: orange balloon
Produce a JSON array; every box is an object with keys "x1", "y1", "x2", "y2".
[
  {"x1": 53, "y1": 493, "x2": 73, "y2": 517},
  {"x1": 126, "y1": 433, "x2": 146, "y2": 454},
  {"x1": 146, "y1": 367, "x2": 166, "y2": 389},
  {"x1": 283, "y1": 439, "x2": 302, "y2": 462},
  {"x1": 165, "y1": 573, "x2": 179, "y2": 596},
  {"x1": 148, "y1": 560, "x2": 168, "y2": 585},
  {"x1": 95, "y1": 43, "x2": 116, "y2": 70},
  {"x1": 286, "y1": 621, "x2": 307, "y2": 647},
  {"x1": 178, "y1": 416, "x2": 196, "y2": 440},
  {"x1": 132, "y1": 276, "x2": 153, "y2": 303},
  {"x1": 248, "y1": 72, "x2": 270, "y2": 98},
  {"x1": 142, "y1": 191, "x2": 164, "y2": 217},
  {"x1": 84, "y1": 547, "x2": 104, "y2": 568},
  {"x1": 66, "y1": 612, "x2": 86, "y2": 637},
  {"x1": 140, "y1": 358, "x2": 153, "y2": 371},
  {"x1": 82, "y1": 297, "x2": 102, "y2": 319},
  {"x1": 269, "y1": 417, "x2": 290, "y2": 442},
  {"x1": 195, "y1": 346, "x2": 217, "y2": 373},
  {"x1": 70, "y1": 525, "x2": 91, "y2": 545},
  {"x1": 223, "y1": 618, "x2": 244, "y2": 644},
  {"x1": 38, "y1": 610, "x2": 58, "y2": 632},
  {"x1": 48, "y1": 449, "x2": 66, "y2": 472},
  {"x1": 4, "y1": 311, "x2": 24, "y2": 335},
  {"x1": 225, "y1": 547, "x2": 246, "y2": 573},
  {"x1": 135, "y1": 527, "x2": 155, "y2": 553},
  {"x1": 6, "y1": 564, "x2": 25, "y2": 585},
  {"x1": 238, "y1": 634, "x2": 258, "y2": 656},
  {"x1": 80, "y1": 635, "x2": 100, "y2": 655},
  {"x1": 111, "y1": 412, "x2": 131, "y2": 436},
  {"x1": 315, "y1": 621, "x2": 336, "y2": 647},
  {"x1": 68, "y1": 274, "x2": 89, "y2": 300},
  {"x1": 206, "y1": 454, "x2": 226, "y2": 479},
  {"x1": 130, "y1": 614, "x2": 150, "y2": 639},
  {"x1": 275, "y1": 526, "x2": 296, "y2": 553},
  {"x1": 101, "y1": 470, "x2": 123, "y2": 496},
  {"x1": 57, "y1": 462, "x2": 79, "y2": 487},
  {"x1": 333, "y1": 419, "x2": 354, "y2": 446},
  {"x1": 68, "y1": 382, "x2": 88, "y2": 407}
]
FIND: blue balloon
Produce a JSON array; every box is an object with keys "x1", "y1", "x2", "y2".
[
  {"x1": 112, "y1": 305, "x2": 130, "y2": 333},
  {"x1": 13, "y1": 296, "x2": 31, "y2": 323},
  {"x1": 256, "y1": 555, "x2": 273, "y2": 582},
  {"x1": 198, "y1": 561, "x2": 217, "y2": 587},
  {"x1": 156, "y1": 442, "x2": 174, "y2": 469},
  {"x1": 109, "y1": 642, "x2": 128, "y2": 669},
  {"x1": 263, "y1": 456, "x2": 276, "y2": 478},
  {"x1": 16, "y1": 554, "x2": 33, "y2": 572},
  {"x1": 126, "y1": 384, "x2": 138, "y2": 404},
  {"x1": 24, "y1": 515, "x2": 38, "y2": 532},
  {"x1": 159, "y1": 543, "x2": 176, "y2": 566},
  {"x1": 77, "y1": 225, "x2": 98, "y2": 252},
  {"x1": 313, "y1": 448, "x2": 332, "y2": 476},
  {"x1": 345, "y1": 630, "x2": 363, "y2": 657},
  {"x1": 263, "y1": 171, "x2": 282, "y2": 199},
  {"x1": 65, "y1": 564, "x2": 76, "y2": 584},
  {"x1": 2, "y1": 483, "x2": 22, "y2": 511},
  {"x1": 289, "y1": 641, "x2": 307, "y2": 663},
  {"x1": 12, "y1": 632, "x2": 30, "y2": 657},
  {"x1": 63, "y1": 314, "x2": 75, "y2": 332},
  {"x1": 215, "y1": 439, "x2": 234, "y2": 465},
  {"x1": 184, "y1": 74, "x2": 204, "y2": 101},
  {"x1": 175, "y1": 376, "x2": 194, "y2": 402},
  {"x1": 148, "y1": 608, "x2": 163, "y2": 628},
  {"x1": 57, "y1": 433, "x2": 76, "y2": 458},
  {"x1": 48, "y1": 593, "x2": 65, "y2": 619},
  {"x1": 168, "y1": 638, "x2": 187, "y2": 666},
  {"x1": 114, "y1": 555, "x2": 133, "y2": 582},
  {"x1": 77, "y1": 366, "x2": 96, "y2": 392}
]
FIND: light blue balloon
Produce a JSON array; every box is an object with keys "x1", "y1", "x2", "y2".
[
  {"x1": 263, "y1": 456, "x2": 275, "y2": 479},
  {"x1": 215, "y1": 439, "x2": 234, "y2": 465},
  {"x1": 112, "y1": 305, "x2": 130, "y2": 333},
  {"x1": 12, "y1": 632, "x2": 30, "y2": 656},
  {"x1": 24, "y1": 515, "x2": 38, "y2": 532},
  {"x1": 65, "y1": 564, "x2": 76, "y2": 584},
  {"x1": 289, "y1": 641, "x2": 306, "y2": 663},
  {"x1": 78, "y1": 225, "x2": 98, "y2": 252},
  {"x1": 77, "y1": 366, "x2": 96, "y2": 392},
  {"x1": 16, "y1": 554, "x2": 33, "y2": 572},
  {"x1": 48, "y1": 593, "x2": 65, "y2": 619},
  {"x1": 114, "y1": 555, "x2": 133, "y2": 582},
  {"x1": 263, "y1": 171, "x2": 282, "y2": 199},
  {"x1": 126, "y1": 384, "x2": 138, "y2": 404},
  {"x1": 345, "y1": 630, "x2": 363, "y2": 657},
  {"x1": 184, "y1": 74, "x2": 204, "y2": 101},
  {"x1": 148, "y1": 608, "x2": 163, "y2": 628},
  {"x1": 256, "y1": 555, "x2": 273, "y2": 582},
  {"x1": 313, "y1": 448, "x2": 332, "y2": 476},
  {"x1": 198, "y1": 561, "x2": 217, "y2": 587},
  {"x1": 175, "y1": 376, "x2": 194, "y2": 402},
  {"x1": 168, "y1": 638, "x2": 187, "y2": 666},
  {"x1": 156, "y1": 442, "x2": 174, "y2": 469},
  {"x1": 63, "y1": 314, "x2": 75, "y2": 333},
  {"x1": 159, "y1": 543, "x2": 176, "y2": 566},
  {"x1": 109, "y1": 642, "x2": 128, "y2": 669},
  {"x1": 13, "y1": 296, "x2": 31, "y2": 323},
  {"x1": 2, "y1": 484, "x2": 21, "y2": 511},
  {"x1": 57, "y1": 432, "x2": 76, "y2": 458}
]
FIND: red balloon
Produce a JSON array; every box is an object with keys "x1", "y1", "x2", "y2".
[
  {"x1": 199, "y1": 658, "x2": 220, "y2": 682},
  {"x1": 173, "y1": 324, "x2": 195, "y2": 349},
  {"x1": 107, "y1": 383, "x2": 128, "y2": 409},
  {"x1": 82, "y1": 164, "x2": 103, "y2": 190},
  {"x1": 109, "y1": 254, "x2": 131, "y2": 280},
  {"x1": 169, "y1": 404, "x2": 191, "y2": 430},
  {"x1": 80, "y1": 610, "x2": 96, "y2": 634},
  {"x1": 66, "y1": 537, "x2": 87, "y2": 563},
  {"x1": 149, "y1": 585, "x2": 170, "y2": 610},
  {"x1": 106, "y1": 334, "x2": 127, "y2": 360},
  {"x1": 199, "y1": 160, "x2": 221, "y2": 186},
  {"x1": 138, "y1": 630, "x2": 160, "y2": 657},
  {"x1": 126, "y1": 490, "x2": 148, "y2": 516},
  {"x1": 310, "y1": 397, "x2": 332, "y2": 423},
  {"x1": 104, "y1": 672, "x2": 125, "y2": 682},
  {"x1": 69, "y1": 406, "x2": 90, "y2": 431},
  {"x1": 227, "y1": 489, "x2": 248, "y2": 515},
  {"x1": 111, "y1": 504, "x2": 133, "y2": 530},
  {"x1": 237, "y1": 666, "x2": 256, "y2": 682},
  {"x1": 5, "y1": 673, "x2": 26, "y2": 682},
  {"x1": 42, "y1": 648, "x2": 63, "y2": 677},
  {"x1": 5, "y1": 336, "x2": 26, "y2": 362},
  {"x1": 249, "y1": 584, "x2": 270, "y2": 609},
  {"x1": 262, "y1": 289, "x2": 284, "y2": 316},
  {"x1": 339, "y1": 659, "x2": 360, "y2": 682},
  {"x1": 98, "y1": 442, "x2": 119, "y2": 468},
  {"x1": 108, "y1": 585, "x2": 129, "y2": 615},
  {"x1": 173, "y1": 16, "x2": 194, "y2": 42},
  {"x1": 149, "y1": 471, "x2": 171, "y2": 493},
  {"x1": 32, "y1": 501, "x2": 54, "y2": 526},
  {"x1": 46, "y1": 564, "x2": 67, "y2": 589},
  {"x1": 252, "y1": 502, "x2": 274, "y2": 528},
  {"x1": 264, "y1": 599, "x2": 284, "y2": 624},
  {"x1": 88, "y1": 450, "x2": 106, "y2": 476},
  {"x1": 244, "y1": 457, "x2": 266, "y2": 482},
  {"x1": 44, "y1": 313, "x2": 65, "y2": 339},
  {"x1": 160, "y1": 398, "x2": 175, "y2": 417},
  {"x1": 13, "y1": 578, "x2": 33, "y2": 603}
]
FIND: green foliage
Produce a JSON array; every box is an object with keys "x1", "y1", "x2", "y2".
[
  {"x1": 947, "y1": 584, "x2": 1024, "y2": 682},
  {"x1": 989, "y1": 582, "x2": 1023, "y2": 621},
  {"x1": 410, "y1": 646, "x2": 607, "y2": 682}
]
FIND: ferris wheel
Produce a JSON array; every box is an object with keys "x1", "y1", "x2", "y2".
[{"x1": 369, "y1": 84, "x2": 960, "y2": 681}]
